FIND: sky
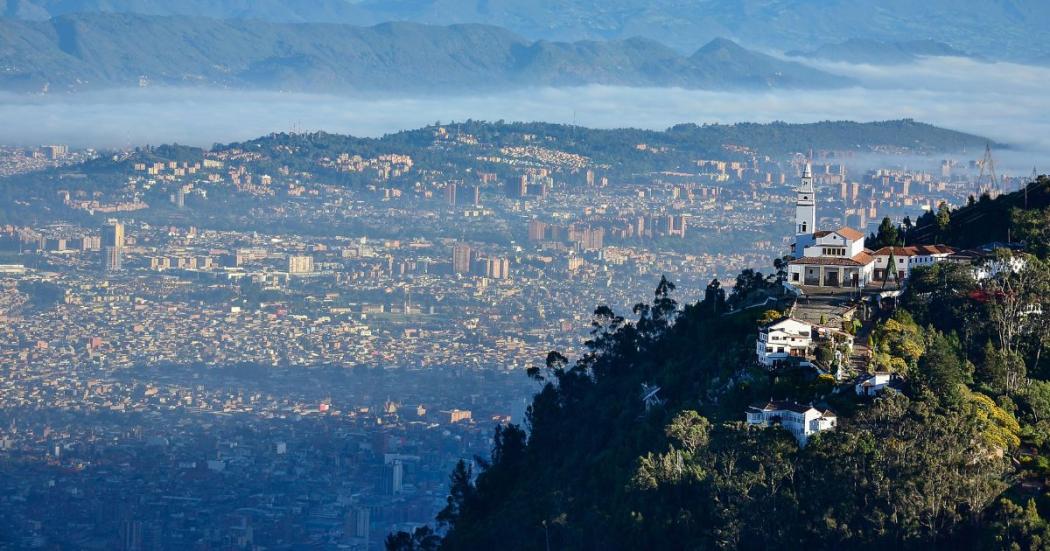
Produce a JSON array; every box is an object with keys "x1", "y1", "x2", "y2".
[{"x1": 0, "y1": 55, "x2": 1047, "y2": 173}]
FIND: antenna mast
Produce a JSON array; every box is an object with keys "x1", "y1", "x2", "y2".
[{"x1": 976, "y1": 143, "x2": 999, "y2": 198}]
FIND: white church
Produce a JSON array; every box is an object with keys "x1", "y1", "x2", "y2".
[{"x1": 787, "y1": 164, "x2": 875, "y2": 288}]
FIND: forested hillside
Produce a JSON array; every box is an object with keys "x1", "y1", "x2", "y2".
[{"x1": 390, "y1": 175, "x2": 1050, "y2": 550}]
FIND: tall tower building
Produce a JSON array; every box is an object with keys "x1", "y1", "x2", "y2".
[
  {"x1": 102, "y1": 219, "x2": 124, "y2": 249},
  {"x1": 795, "y1": 163, "x2": 816, "y2": 236},
  {"x1": 102, "y1": 220, "x2": 125, "y2": 273},
  {"x1": 446, "y1": 183, "x2": 457, "y2": 206},
  {"x1": 452, "y1": 243, "x2": 472, "y2": 274}
]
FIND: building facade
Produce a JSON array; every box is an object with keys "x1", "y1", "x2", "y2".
[
  {"x1": 787, "y1": 163, "x2": 874, "y2": 288},
  {"x1": 756, "y1": 318, "x2": 814, "y2": 366},
  {"x1": 745, "y1": 400, "x2": 837, "y2": 445}
]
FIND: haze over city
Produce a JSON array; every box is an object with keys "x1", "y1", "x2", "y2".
[{"x1": 2, "y1": 2, "x2": 1050, "y2": 550}]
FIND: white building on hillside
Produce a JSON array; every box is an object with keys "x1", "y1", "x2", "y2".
[
  {"x1": 854, "y1": 372, "x2": 900, "y2": 396},
  {"x1": 745, "y1": 400, "x2": 837, "y2": 446},
  {"x1": 756, "y1": 318, "x2": 814, "y2": 366},
  {"x1": 787, "y1": 163, "x2": 874, "y2": 288},
  {"x1": 871, "y1": 245, "x2": 955, "y2": 283}
]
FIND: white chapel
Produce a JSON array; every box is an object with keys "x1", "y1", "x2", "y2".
[{"x1": 786, "y1": 163, "x2": 875, "y2": 288}]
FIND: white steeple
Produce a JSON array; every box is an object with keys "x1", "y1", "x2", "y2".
[{"x1": 795, "y1": 162, "x2": 816, "y2": 236}]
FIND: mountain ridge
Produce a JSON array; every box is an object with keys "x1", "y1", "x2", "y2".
[
  {"x1": 0, "y1": 13, "x2": 850, "y2": 93},
  {"x1": 3, "y1": 0, "x2": 1049, "y2": 63},
  {"x1": 786, "y1": 39, "x2": 982, "y2": 65}
]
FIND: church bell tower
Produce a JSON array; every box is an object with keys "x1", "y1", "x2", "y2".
[{"x1": 796, "y1": 162, "x2": 816, "y2": 236}]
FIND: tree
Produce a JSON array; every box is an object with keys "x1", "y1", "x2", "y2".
[
  {"x1": 871, "y1": 216, "x2": 901, "y2": 249},
  {"x1": 665, "y1": 410, "x2": 711, "y2": 453},
  {"x1": 916, "y1": 329, "x2": 972, "y2": 402},
  {"x1": 984, "y1": 253, "x2": 1050, "y2": 365},
  {"x1": 1012, "y1": 203, "x2": 1050, "y2": 259},
  {"x1": 936, "y1": 202, "x2": 952, "y2": 240},
  {"x1": 437, "y1": 460, "x2": 475, "y2": 530},
  {"x1": 385, "y1": 526, "x2": 441, "y2": 551},
  {"x1": 883, "y1": 251, "x2": 898, "y2": 288},
  {"x1": 1027, "y1": 380, "x2": 1050, "y2": 424},
  {"x1": 979, "y1": 341, "x2": 1027, "y2": 395},
  {"x1": 986, "y1": 498, "x2": 1050, "y2": 551}
]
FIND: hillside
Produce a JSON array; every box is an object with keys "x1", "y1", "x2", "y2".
[
  {"x1": 0, "y1": 14, "x2": 848, "y2": 93},
  {"x1": 223, "y1": 119, "x2": 992, "y2": 169},
  {"x1": 391, "y1": 175, "x2": 1050, "y2": 550},
  {"x1": 3, "y1": 0, "x2": 1049, "y2": 63},
  {"x1": 908, "y1": 176, "x2": 1050, "y2": 253}
]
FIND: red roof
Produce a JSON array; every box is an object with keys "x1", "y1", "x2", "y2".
[
  {"x1": 835, "y1": 227, "x2": 865, "y2": 241},
  {"x1": 789, "y1": 250, "x2": 874, "y2": 266},
  {"x1": 873, "y1": 244, "x2": 955, "y2": 257}
]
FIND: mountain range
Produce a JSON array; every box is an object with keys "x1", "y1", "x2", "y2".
[
  {"x1": 0, "y1": 14, "x2": 849, "y2": 93},
  {"x1": 786, "y1": 39, "x2": 981, "y2": 66},
  {"x1": 2, "y1": 0, "x2": 1048, "y2": 63}
]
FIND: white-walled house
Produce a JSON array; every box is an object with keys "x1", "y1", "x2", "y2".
[
  {"x1": 854, "y1": 372, "x2": 899, "y2": 396},
  {"x1": 756, "y1": 318, "x2": 814, "y2": 366},
  {"x1": 745, "y1": 400, "x2": 837, "y2": 445},
  {"x1": 972, "y1": 253, "x2": 1028, "y2": 281},
  {"x1": 871, "y1": 245, "x2": 955, "y2": 282}
]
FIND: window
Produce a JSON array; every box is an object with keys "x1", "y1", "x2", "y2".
[{"x1": 792, "y1": 273, "x2": 799, "y2": 281}]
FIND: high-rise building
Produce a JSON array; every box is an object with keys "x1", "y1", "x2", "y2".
[
  {"x1": 446, "y1": 183, "x2": 457, "y2": 206},
  {"x1": 472, "y1": 185, "x2": 481, "y2": 206},
  {"x1": 347, "y1": 507, "x2": 371, "y2": 541},
  {"x1": 385, "y1": 460, "x2": 404, "y2": 495},
  {"x1": 528, "y1": 220, "x2": 547, "y2": 241},
  {"x1": 102, "y1": 219, "x2": 124, "y2": 249},
  {"x1": 42, "y1": 144, "x2": 68, "y2": 160},
  {"x1": 101, "y1": 220, "x2": 125, "y2": 273},
  {"x1": 667, "y1": 215, "x2": 687, "y2": 238},
  {"x1": 504, "y1": 174, "x2": 532, "y2": 198},
  {"x1": 452, "y1": 243, "x2": 472, "y2": 274},
  {"x1": 287, "y1": 255, "x2": 314, "y2": 274}
]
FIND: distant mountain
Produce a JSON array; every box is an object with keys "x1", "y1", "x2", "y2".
[
  {"x1": 0, "y1": 14, "x2": 849, "y2": 93},
  {"x1": 3, "y1": 0, "x2": 1048, "y2": 63},
  {"x1": 786, "y1": 39, "x2": 979, "y2": 65}
]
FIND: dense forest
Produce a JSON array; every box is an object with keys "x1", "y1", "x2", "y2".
[{"x1": 390, "y1": 176, "x2": 1050, "y2": 550}]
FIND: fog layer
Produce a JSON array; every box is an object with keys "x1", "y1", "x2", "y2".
[{"x1": 1, "y1": 56, "x2": 1047, "y2": 170}]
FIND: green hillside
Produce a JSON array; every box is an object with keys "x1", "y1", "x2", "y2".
[{"x1": 391, "y1": 174, "x2": 1050, "y2": 550}]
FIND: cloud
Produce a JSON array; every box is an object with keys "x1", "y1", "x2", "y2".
[{"x1": 0, "y1": 55, "x2": 1047, "y2": 174}]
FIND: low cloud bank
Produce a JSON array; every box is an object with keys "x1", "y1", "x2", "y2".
[{"x1": 0, "y1": 56, "x2": 1047, "y2": 172}]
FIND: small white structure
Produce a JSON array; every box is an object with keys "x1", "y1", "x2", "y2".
[
  {"x1": 854, "y1": 372, "x2": 897, "y2": 396},
  {"x1": 973, "y1": 253, "x2": 1027, "y2": 281},
  {"x1": 746, "y1": 400, "x2": 837, "y2": 445},
  {"x1": 756, "y1": 318, "x2": 814, "y2": 366},
  {"x1": 871, "y1": 245, "x2": 955, "y2": 282}
]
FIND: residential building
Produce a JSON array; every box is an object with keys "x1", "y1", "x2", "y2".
[
  {"x1": 871, "y1": 245, "x2": 955, "y2": 282},
  {"x1": 745, "y1": 400, "x2": 837, "y2": 445},
  {"x1": 756, "y1": 318, "x2": 813, "y2": 366},
  {"x1": 287, "y1": 255, "x2": 314, "y2": 274},
  {"x1": 854, "y1": 372, "x2": 900, "y2": 396}
]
